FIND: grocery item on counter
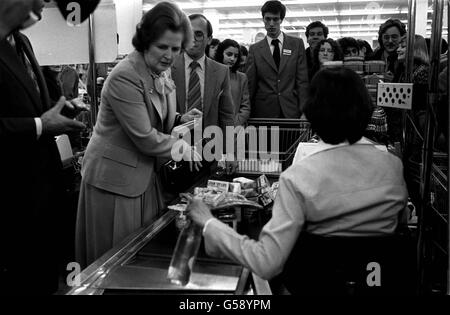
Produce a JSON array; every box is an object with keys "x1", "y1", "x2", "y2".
[
  {"x1": 270, "y1": 182, "x2": 280, "y2": 200},
  {"x1": 241, "y1": 188, "x2": 258, "y2": 198},
  {"x1": 207, "y1": 180, "x2": 230, "y2": 192},
  {"x1": 233, "y1": 177, "x2": 257, "y2": 189},
  {"x1": 229, "y1": 182, "x2": 242, "y2": 194},
  {"x1": 256, "y1": 175, "x2": 270, "y2": 191}
]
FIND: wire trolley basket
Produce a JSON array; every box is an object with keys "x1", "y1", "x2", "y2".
[{"x1": 235, "y1": 118, "x2": 312, "y2": 175}]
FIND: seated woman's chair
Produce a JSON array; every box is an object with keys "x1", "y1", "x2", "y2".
[{"x1": 281, "y1": 231, "x2": 417, "y2": 295}]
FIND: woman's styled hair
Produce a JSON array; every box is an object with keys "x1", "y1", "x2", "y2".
[
  {"x1": 215, "y1": 39, "x2": 242, "y2": 73},
  {"x1": 313, "y1": 38, "x2": 343, "y2": 65},
  {"x1": 304, "y1": 68, "x2": 373, "y2": 144},
  {"x1": 132, "y1": 2, "x2": 192, "y2": 52},
  {"x1": 377, "y1": 19, "x2": 407, "y2": 50},
  {"x1": 413, "y1": 34, "x2": 430, "y2": 65}
]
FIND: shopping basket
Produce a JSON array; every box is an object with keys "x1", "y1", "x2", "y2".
[{"x1": 235, "y1": 118, "x2": 312, "y2": 175}]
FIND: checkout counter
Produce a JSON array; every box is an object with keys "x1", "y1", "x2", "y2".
[
  {"x1": 66, "y1": 169, "x2": 274, "y2": 295},
  {"x1": 66, "y1": 118, "x2": 311, "y2": 295}
]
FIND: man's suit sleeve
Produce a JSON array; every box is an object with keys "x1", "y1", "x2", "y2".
[
  {"x1": 0, "y1": 72, "x2": 38, "y2": 139},
  {"x1": 236, "y1": 73, "x2": 251, "y2": 126},
  {"x1": 295, "y1": 39, "x2": 309, "y2": 112},
  {"x1": 245, "y1": 45, "x2": 257, "y2": 107},
  {"x1": 0, "y1": 117, "x2": 37, "y2": 138},
  {"x1": 218, "y1": 68, "x2": 235, "y2": 130}
]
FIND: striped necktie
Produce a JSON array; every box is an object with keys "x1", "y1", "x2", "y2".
[{"x1": 187, "y1": 61, "x2": 202, "y2": 112}]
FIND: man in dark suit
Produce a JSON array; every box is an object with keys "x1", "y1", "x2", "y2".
[
  {"x1": 0, "y1": 0, "x2": 85, "y2": 294},
  {"x1": 246, "y1": 1, "x2": 309, "y2": 119},
  {"x1": 305, "y1": 21, "x2": 328, "y2": 81},
  {"x1": 172, "y1": 14, "x2": 235, "y2": 132}
]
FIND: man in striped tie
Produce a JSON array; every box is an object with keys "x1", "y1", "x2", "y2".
[
  {"x1": 171, "y1": 14, "x2": 235, "y2": 169},
  {"x1": 173, "y1": 14, "x2": 234, "y2": 130}
]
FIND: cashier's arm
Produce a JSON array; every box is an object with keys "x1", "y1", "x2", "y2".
[{"x1": 192, "y1": 173, "x2": 305, "y2": 280}]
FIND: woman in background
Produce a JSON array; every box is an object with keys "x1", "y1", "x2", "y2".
[
  {"x1": 310, "y1": 38, "x2": 343, "y2": 80},
  {"x1": 215, "y1": 39, "x2": 251, "y2": 126},
  {"x1": 206, "y1": 38, "x2": 220, "y2": 59}
]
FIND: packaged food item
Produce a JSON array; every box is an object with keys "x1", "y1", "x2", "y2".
[
  {"x1": 256, "y1": 174, "x2": 270, "y2": 191},
  {"x1": 207, "y1": 180, "x2": 230, "y2": 192},
  {"x1": 241, "y1": 188, "x2": 258, "y2": 198},
  {"x1": 259, "y1": 193, "x2": 273, "y2": 207},
  {"x1": 229, "y1": 182, "x2": 242, "y2": 194},
  {"x1": 270, "y1": 182, "x2": 280, "y2": 200},
  {"x1": 233, "y1": 177, "x2": 257, "y2": 189}
]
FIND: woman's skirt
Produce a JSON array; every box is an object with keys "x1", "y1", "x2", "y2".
[{"x1": 75, "y1": 178, "x2": 164, "y2": 268}]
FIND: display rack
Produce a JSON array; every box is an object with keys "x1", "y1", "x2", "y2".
[{"x1": 411, "y1": 0, "x2": 449, "y2": 296}]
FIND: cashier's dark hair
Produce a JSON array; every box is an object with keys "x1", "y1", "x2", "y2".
[
  {"x1": 304, "y1": 68, "x2": 373, "y2": 145},
  {"x1": 132, "y1": 2, "x2": 193, "y2": 53}
]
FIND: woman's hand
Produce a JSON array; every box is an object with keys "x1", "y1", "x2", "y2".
[
  {"x1": 186, "y1": 197, "x2": 214, "y2": 228},
  {"x1": 180, "y1": 108, "x2": 202, "y2": 124},
  {"x1": 182, "y1": 145, "x2": 203, "y2": 172}
]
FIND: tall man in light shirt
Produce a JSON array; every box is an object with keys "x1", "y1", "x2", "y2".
[
  {"x1": 171, "y1": 14, "x2": 234, "y2": 132},
  {"x1": 246, "y1": 0, "x2": 309, "y2": 118}
]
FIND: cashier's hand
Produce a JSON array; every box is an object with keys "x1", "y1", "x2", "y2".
[
  {"x1": 180, "y1": 108, "x2": 202, "y2": 124},
  {"x1": 186, "y1": 197, "x2": 214, "y2": 228},
  {"x1": 41, "y1": 97, "x2": 86, "y2": 136}
]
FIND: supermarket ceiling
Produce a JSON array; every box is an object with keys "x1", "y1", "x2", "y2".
[{"x1": 142, "y1": 0, "x2": 445, "y2": 45}]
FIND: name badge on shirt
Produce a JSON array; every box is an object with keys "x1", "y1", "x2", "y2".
[{"x1": 283, "y1": 49, "x2": 292, "y2": 56}]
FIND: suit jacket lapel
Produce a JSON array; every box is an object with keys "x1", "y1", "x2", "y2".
[
  {"x1": 0, "y1": 36, "x2": 44, "y2": 114},
  {"x1": 260, "y1": 39, "x2": 278, "y2": 72},
  {"x1": 203, "y1": 57, "x2": 217, "y2": 119},
  {"x1": 128, "y1": 51, "x2": 163, "y2": 123},
  {"x1": 279, "y1": 33, "x2": 291, "y2": 73},
  {"x1": 172, "y1": 54, "x2": 186, "y2": 114}
]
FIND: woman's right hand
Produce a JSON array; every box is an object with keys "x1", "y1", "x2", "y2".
[
  {"x1": 180, "y1": 108, "x2": 202, "y2": 124},
  {"x1": 182, "y1": 145, "x2": 203, "y2": 172}
]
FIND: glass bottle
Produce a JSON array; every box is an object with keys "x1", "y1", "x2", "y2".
[{"x1": 167, "y1": 219, "x2": 202, "y2": 286}]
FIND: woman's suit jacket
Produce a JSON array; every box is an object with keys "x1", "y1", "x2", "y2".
[
  {"x1": 81, "y1": 51, "x2": 179, "y2": 198},
  {"x1": 230, "y1": 71, "x2": 251, "y2": 126}
]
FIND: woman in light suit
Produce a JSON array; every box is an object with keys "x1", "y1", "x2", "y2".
[
  {"x1": 76, "y1": 2, "x2": 201, "y2": 268},
  {"x1": 215, "y1": 39, "x2": 251, "y2": 126}
]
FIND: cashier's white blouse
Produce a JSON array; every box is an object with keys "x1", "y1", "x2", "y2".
[{"x1": 202, "y1": 137, "x2": 407, "y2": 280}]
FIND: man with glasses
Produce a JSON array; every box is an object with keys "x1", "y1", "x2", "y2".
[
  {"x1": 305, "y1": 21, "x2": 328, "y2": 81},
  {"x1": 171, "y1": 14, "x2": 234, "y2": 163},
  {"x1": 246, "y1": 0, "x2": 308, "y2": 118},
  {"x1": 369, "y1": 19, "x2": 406, "y2": 80}
]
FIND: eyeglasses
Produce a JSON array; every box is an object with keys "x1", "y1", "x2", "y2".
[
  {"x1": 382, "y1": 34, "x2": 400, "y2": 41},
  {"x1": 194, "y1": 31, "x2": 205, "y2": 42}
]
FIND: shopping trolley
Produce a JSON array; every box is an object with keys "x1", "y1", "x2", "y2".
[{"x1": 235, "y1": 118, "x2": 312, "y2": 176}]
